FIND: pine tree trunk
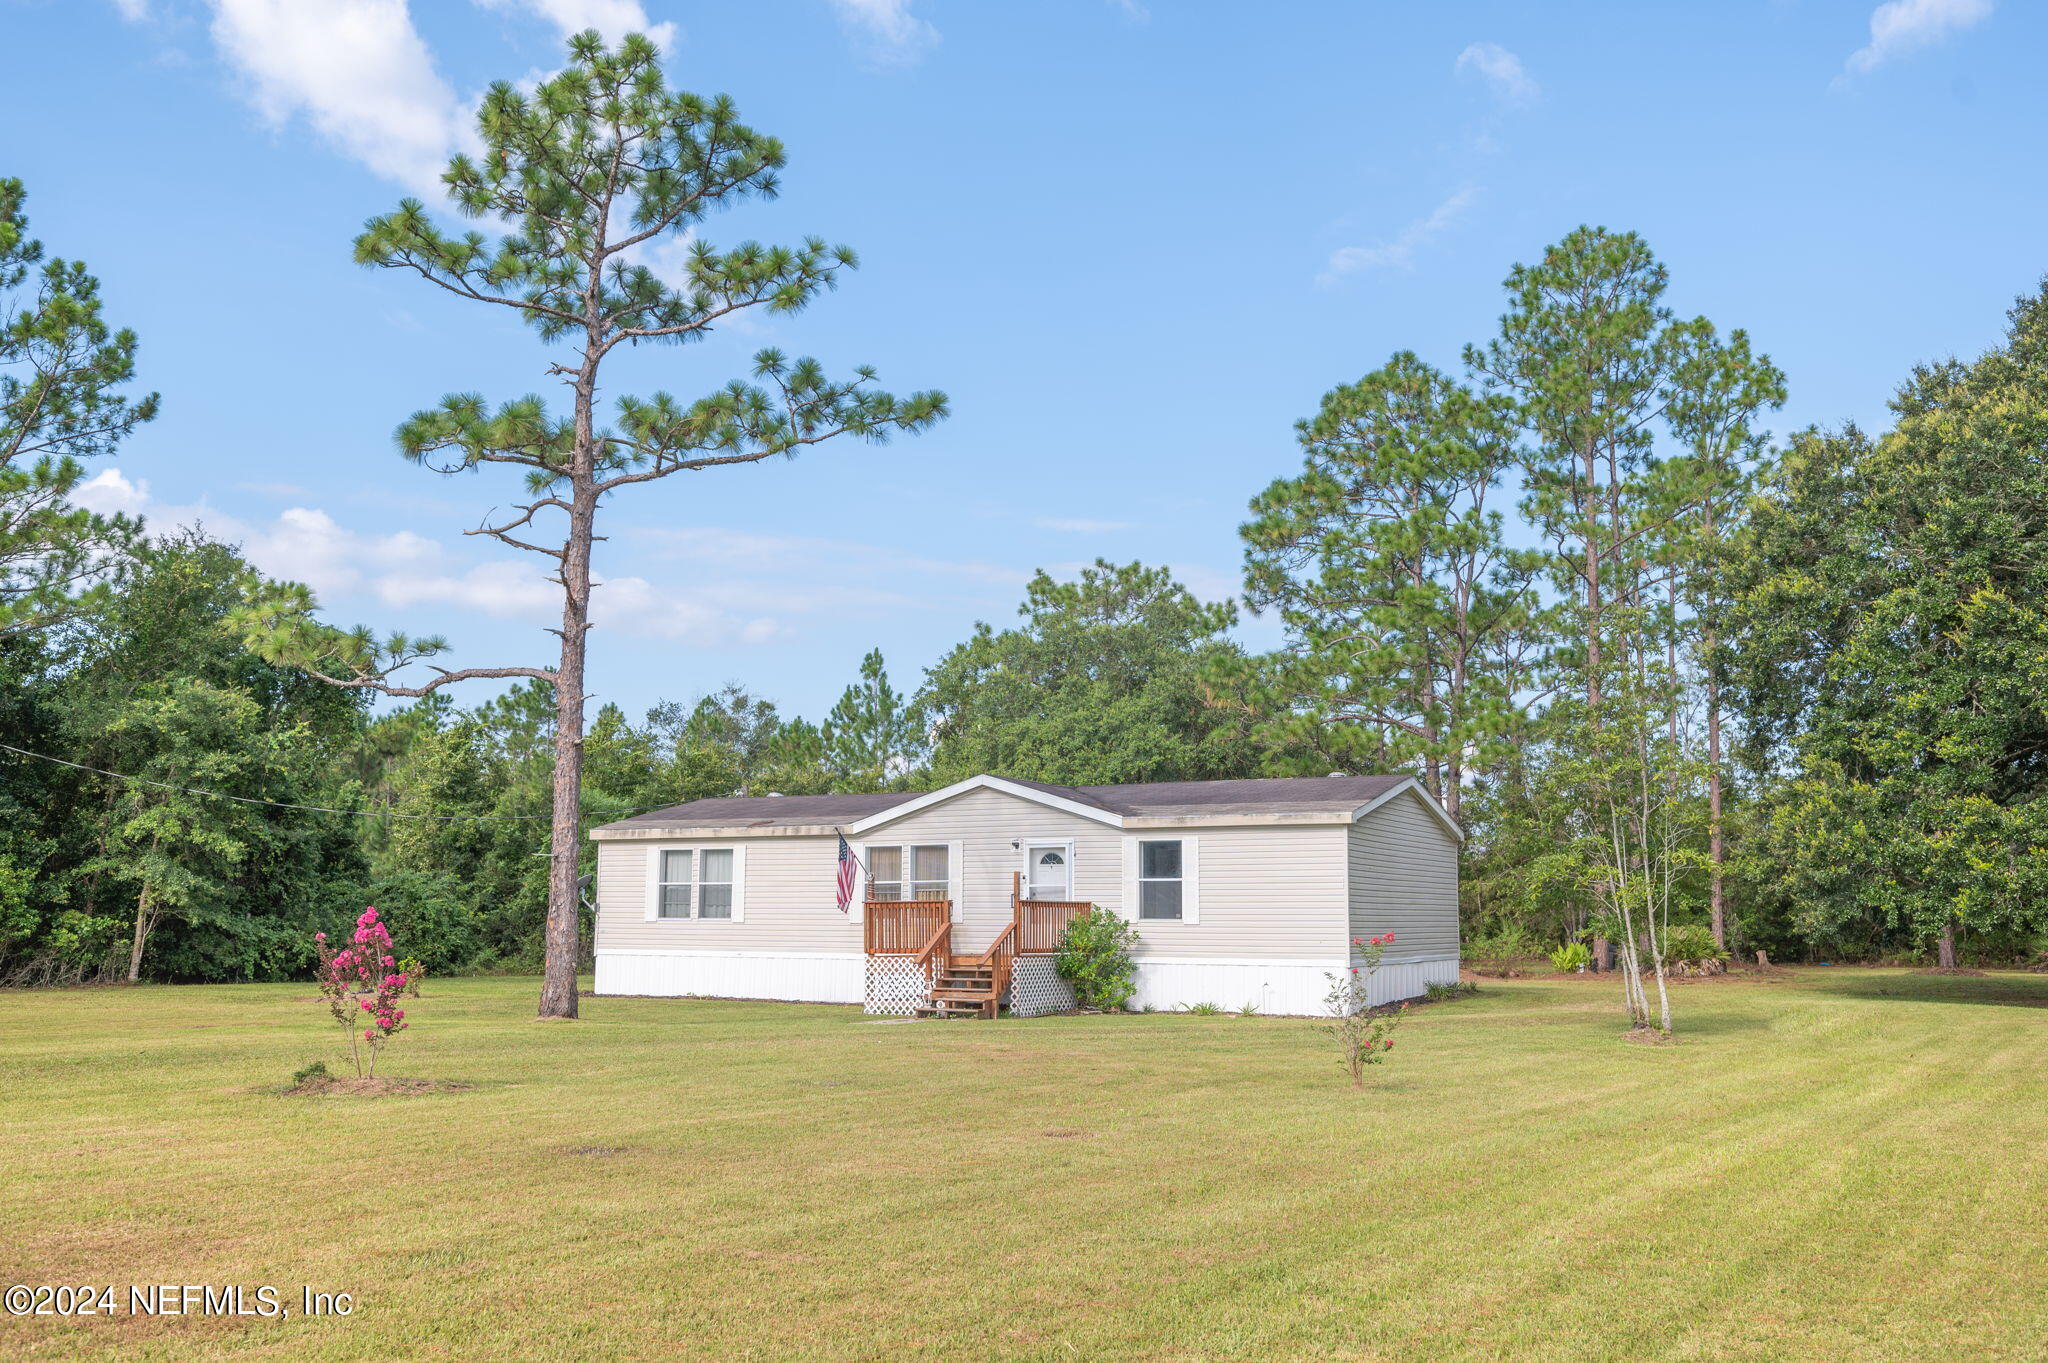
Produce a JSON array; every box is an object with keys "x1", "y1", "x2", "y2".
[
  {"x1": 536, "y1": 258, "x2": 606, "y2": 1021},
  {"x1": 538, "y1": 478, "x2": 596, "y2": 1020},
  {"x1": 1938, "y1": 918, "x2": 1958, "y2": 970}
]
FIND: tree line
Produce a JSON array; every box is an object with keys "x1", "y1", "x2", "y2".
[{"x1": 6, "y1": 35, "x2": 2047, "y2": 1013}]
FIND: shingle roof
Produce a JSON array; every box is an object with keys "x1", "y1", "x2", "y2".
[
  {"x1": 1073, "y1": 774, "x2": 1411, "y2": 818},
  {"x1": 593, "y1": 774, "x2": 1415, "y2": 833}
]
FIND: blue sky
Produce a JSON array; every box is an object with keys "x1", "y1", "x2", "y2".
[{"x1": 4, "y1": 0, "x2": 2039, "y2": 721}]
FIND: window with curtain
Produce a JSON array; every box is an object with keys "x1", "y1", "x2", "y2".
[
  {"x1": 658, "y1": 849, "x2": 693, "y2": 918},
  {"x1": 911, "y1": 845, "x2": 949, "y2": 900},
  {"x1": 656, "y1": 847, "x2": 737, "y2": 920},
  {"x1": 697, "y1": 849, "x2": 735, "y2": 919},
  {"x1": 1137, "y1": 839, "x2": 1183, "y2": 920},
  {"x1": 868, "y1": 846, "x2": 903, "y2": 901},
  {"x1": 864, "y1": 844, "x2": 949, "y2": 902}
]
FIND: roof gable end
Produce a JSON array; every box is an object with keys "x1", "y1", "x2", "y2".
[
  {"x1": 1351, "y1": 777, "x2": 1464, "y2": 842},
  {"x1": 845, "y1": 774, "x2": 1126, "y2": 834}
]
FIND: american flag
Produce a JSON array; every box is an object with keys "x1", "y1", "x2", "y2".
[{"x1": 835, "y1": 834, "x2": 859, "y2": 913}]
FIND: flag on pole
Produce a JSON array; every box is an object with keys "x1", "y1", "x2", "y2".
[{"x1": 835, "y1": 833, "x2": 859, "y2": 913}]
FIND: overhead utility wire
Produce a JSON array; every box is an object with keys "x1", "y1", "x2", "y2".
[{"x1": 0, "y1": 741, "x2": 677, "y2": 823}]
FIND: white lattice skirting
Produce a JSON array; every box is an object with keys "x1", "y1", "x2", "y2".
[
  {"x1": 863, "y1": 955, "x2": 932, "y2": 1016},
  {"x1": 1007, "y1": 955, "x2": 1075, "y2": 1017}
]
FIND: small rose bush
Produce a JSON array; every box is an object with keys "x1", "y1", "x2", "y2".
[
  {"x1": 1319, "y1": 932, "x2": 1408, "y2": 1088},
  {"x1": 312, "y1": 908, "x2": 413, "y2": 1078}
]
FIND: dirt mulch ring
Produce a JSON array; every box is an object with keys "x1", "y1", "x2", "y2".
[
  {"x1": 1912, "y1": 967, "x2": 1989, "y2": 977},
  {"x1": 285, "y1": 1077, "x2": 471, "y2": 1099}
]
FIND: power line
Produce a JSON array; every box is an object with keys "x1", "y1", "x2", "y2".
[{"x1": 0, "y1": 740, "x2": 675, "y2": 823}]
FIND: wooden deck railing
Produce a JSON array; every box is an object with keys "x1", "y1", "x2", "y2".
[
  {"x1": 1011, "y1": 872, "x2": 1089, "y2": 954},
  {"x1": 976, "y1": 921, "x2": 1017, "y2": 1012},
  {"x1": 914, "y1": 918, "x2": 951, "y2": 989},
  {"x1": 863, "y1": 899, "x2": 951, "y2": 955}
]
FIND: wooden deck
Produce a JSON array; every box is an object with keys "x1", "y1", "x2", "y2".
[{"x1": 864, "y1": 873, "x2": 1090, "y2": 1018}]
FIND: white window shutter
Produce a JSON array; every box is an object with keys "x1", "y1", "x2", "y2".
[
  {"x1": 850, "y1": 844, "x2": 867, "y2": 923},
  {"x1": 1119, "y1": 836, "x2": 1139, "y2": 922},
  {"x1": 1181, "y1": 836, "x2": 1201, "y2": 924},
  {"x1": 643, "y1": 845, "x2": 661, "y2": 921},
  {"x1": 949, "y1": 840, "x2": 964, "y2": 921},
  {"x1": 729, "y1": 846, "x2": 747, "y2": 923}
]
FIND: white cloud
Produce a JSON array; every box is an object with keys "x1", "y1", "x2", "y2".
[
  {"x1": 1319, "y1": 185, "x2": 1480, "y2": 285},
  {"x1": 74, "y1": 468, "x2": 153, "y2": 518},
  {"x1": 1032, "y1": 517, "x2": 1131, "y2": 534},
  {"x1": 1843, "y1": 0, "x2": 1992, "y2": 76},
  {"x1": 475, "y1": 0, "x2": 678, "y2": 51},
  {"x1": 1455, "y1": 42, "x2": 1539, "y2": 106},
  {"x1": 109, "y1": 0, "x2": 151, "y2": 20},
  {"x1": 76, "y1": 471, "x2": 787, "y2": 648},
  {"x1": 826, "y1": 0, "x2": 938, "y2": 68},
  {"x1": 205, "y1": 0, "x2": 470, "y2": 195}
]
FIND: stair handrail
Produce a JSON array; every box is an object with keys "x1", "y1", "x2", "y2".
[
  {"x1": 913, "y1": 917, "x2": 951, "y2": 995},
  {"x1": 975, "y1": 921, "x2": 1018, "y2": 1017}
]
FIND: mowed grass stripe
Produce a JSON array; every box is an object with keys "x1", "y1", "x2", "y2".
[{"x1": 2, "y1": 969, "x2": 2044, "y2": 1360}]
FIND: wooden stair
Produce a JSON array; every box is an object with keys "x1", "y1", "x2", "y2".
[
  {"x1": 916, "y1": 958, "x2": 1000, "y2": 1019},
  {"x1": 869, "y1": 875, "x2": 1092, "y2": 1022}
]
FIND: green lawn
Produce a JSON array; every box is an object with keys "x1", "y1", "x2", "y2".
[{"x1": 3, "y1": 969, "x2": 2046, "y2": 1361}]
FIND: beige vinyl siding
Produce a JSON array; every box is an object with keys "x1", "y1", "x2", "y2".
[
  {"x1": 1347, "y1": 788, "x2": 1460, "y2": 960},
  {"x1": 868, "y1": 787, "x2": 1352, "y2": 959},
  {"x1": 1126, "y1": 823, "x2": 1349, "y2": 960},
  {"x1": 595, "y1": 784, "x2": 1361, "y2": 963},
  {"x1": 595, "y1": 835, "x2": 860, "y2": 954},
  {"x1": 860, "y1": 787, "x2": 1115, "y2": 953}
]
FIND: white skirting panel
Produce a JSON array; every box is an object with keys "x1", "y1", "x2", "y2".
[
  {"x1": 594, "y1": 949, "x2": 864, "y2": 1004},
  {"x1": 1134, "y1": 955, "x2": 1461, "y2": 1016},
  {"x1": 1008, "y1": 955, "x2": 1076, "y2": 1017}
]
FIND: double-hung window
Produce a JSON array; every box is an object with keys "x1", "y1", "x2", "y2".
[
  {"x1": 865, "y1": 844, "x2": 951, "y2": 902},
  {"x1": 1123, "y1": 836, "x2": 1196, "y2": 922},
  {"x1": 1136, "y1": 839, "x2": 1185, "y2": 920},
  {"x1": 649, "y1": 847, "x2": 741, "y2": 921}
]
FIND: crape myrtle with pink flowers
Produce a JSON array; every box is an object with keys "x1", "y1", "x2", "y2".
[
  {"x1": 313, "y1": 908, "x2": 413, "y2": 1078},
  {"x1": 1319, "y1": 932, "x2": 1409, "y2": 1088}
]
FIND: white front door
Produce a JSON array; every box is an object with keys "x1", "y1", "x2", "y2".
[{"x1": 1025, "y1": 844, "x2": 1072, "y2": 901}]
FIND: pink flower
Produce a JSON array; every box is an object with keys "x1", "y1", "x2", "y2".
[
  {"x1": 360, "y1": 999, "x2": 374, "y2": 1011},
  {"x1": 314, "y1": 932, "x2": 326, "y2": 943},
  {"x1": 1383, "y1": 933, "x2": 1395, "y2": 943},
  {"x1": 363, "y1": 1028, "x2": 376, "y2": 1040},
  {"x1": 381, "y1": 955, "x2": 394, "y2": 967}
]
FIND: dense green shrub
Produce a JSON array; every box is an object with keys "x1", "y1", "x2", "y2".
[
  {"x1": 1664, "y1": 924, "x2": 1728, "y2": 973},
  {"x1": 1054, "y1": 907, "x2": 1139, "y2": 1010},
  {"x1": 1549, "y1": 941, "x2": 1592, "y2": 973},
  {"x1": 1466, "y1": 924, "x2": 1542, "y2": 977},
  {"x1": 328, "y1": 872, "x2": 480, "y2": 976}
]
